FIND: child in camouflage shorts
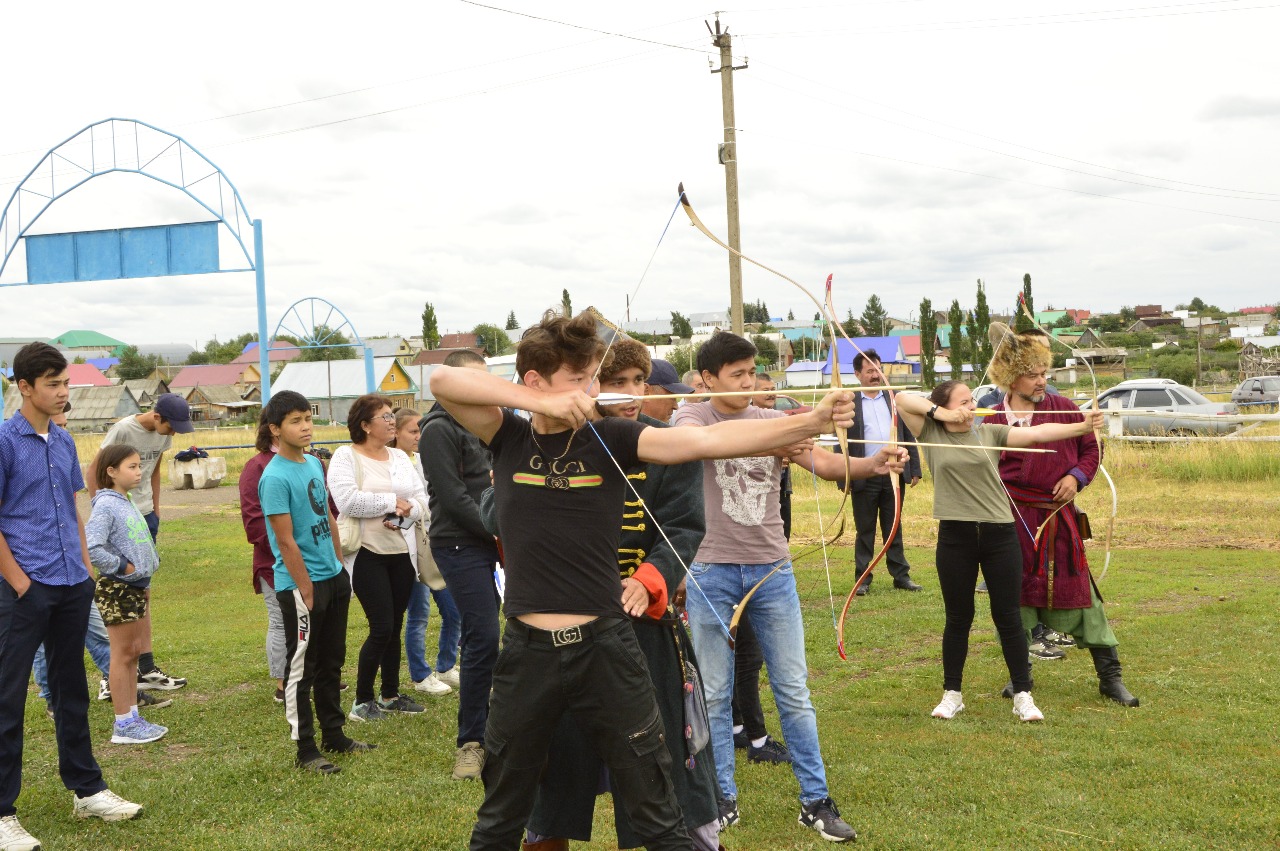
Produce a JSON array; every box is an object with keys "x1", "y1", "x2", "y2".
[{"x1": 86, "y1": 444, "x2": 168, "y2": 745}]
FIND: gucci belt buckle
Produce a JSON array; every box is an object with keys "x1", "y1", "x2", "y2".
[{"x1": 551, "y1": 626, "x2": 583, "y2": 647}]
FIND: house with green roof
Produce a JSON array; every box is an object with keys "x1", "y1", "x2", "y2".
[{"x1": 50, "y1": 330, "x2": 128, "y2": 354}]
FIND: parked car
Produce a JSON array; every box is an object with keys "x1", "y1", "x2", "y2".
[
  {"x1": 1081, "y1": 378, "x2": 1238, "y2": 436},
  {"x1": 774, "y1": 394, "x2": 813, "y2": 415},
  {"x1": 1230, "y1": 375, "x2": 1280, "y2": 406}
]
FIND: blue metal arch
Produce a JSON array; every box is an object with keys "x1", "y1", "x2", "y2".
[
  {"x1": 0, "y1": 118, "x2": 256, "y2": 280},
  {"x1": 0, "y1": 118, "x2": 275, "y2": 409},
  {"x1": 269, "y1": 297, "x2": 376, "y2": 395}
]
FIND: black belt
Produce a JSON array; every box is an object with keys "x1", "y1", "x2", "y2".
[{"x1": 507, "y1": 616, "x2": 625, "y2": 648}]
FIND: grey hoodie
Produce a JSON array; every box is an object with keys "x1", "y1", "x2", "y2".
[{"x1": 86, "y1": 489, "x2": 159, "y2": 587}]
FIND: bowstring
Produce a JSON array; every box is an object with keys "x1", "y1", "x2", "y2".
[
  {"x1": 584, "y1": 420, "x2": 733, "y2": 639},
  {"x1": 577, "y1": 193, "x2": 732, "y2": 640}
]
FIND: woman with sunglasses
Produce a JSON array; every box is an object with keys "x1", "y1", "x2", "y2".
[{"x1": 328, "y1": 394, "x2": 430, "y2": 722}]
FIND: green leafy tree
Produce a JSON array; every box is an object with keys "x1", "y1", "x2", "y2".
[
  {"x1": 859, "y1": 294, "x2": 889, "y2": 338},
  {"x1": 472, "y1": 324, "x2": 512, "y2": 356},
  {"x1": 751, "y1": 335, "x2": 779, "y2": 368},
  {"x1": 561, "y1": 289, "x2": 572, "y2": 317},
  {"x1": 670, "y1": 311, "x2": 694, "y2": 339},
  {"x1": 792, "y1": 335, "x2": 823, "y2": 362},
  {"x1": 116, "y1": 346, "x2": 162, "y2": 381},
  {"x1": 842, "y1": 308, "x2": 861, "y2": 338},
  {"x1": 973, "y1": 280, "x2": 993, "y2": 382},
  {"x1": 666, "y1": 344, "x2": 695, "y2": 377},
  {"x1": 505, "y1": 311, "x2": 520, "y2": 331},
  {"x1": 919, "y1": 297, "x2": 937, "y2": 389},
  {"x1": 295, "y1": 326, "x2": 356, "y2": 362},
  {"x1": 194, "y1": 332, "x2": 257, "y2": 365},
  {"x1": 1053, "y1": 312, "x2": 1075, "y2": 329},
  {"x1": 948, "y1": 299, "x2": 965, "y2": 381},
  {"x1": 1119, "y1": 305, "x2": 1137, "y2": 325},
  {"x1": 787, "y1": 309, "x2": 795, "y2": 321},
  {"x1": 739, "y1": 300, "x2": 772, "y2": 325},
  {"x1": 422, "y1": 303, "x2": 440, "y2": 350},
  {"x1": 1014, "y1": 273, "x2": 1036, "y2": 332},
  {"x1": 965, "y1": 310, "x2": 980, "y2": 379}
]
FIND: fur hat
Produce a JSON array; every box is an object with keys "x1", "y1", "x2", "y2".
[
  {"x1": 987, "y1": 321, "x2": 1052, "y2": 390},
  {"x1": 598, "y1": 337, "x2": 651, "y2": 381}
]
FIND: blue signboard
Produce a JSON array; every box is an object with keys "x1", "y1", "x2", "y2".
[{"x1": 26, "y1": 222, "x2": 219, "y2": 283}]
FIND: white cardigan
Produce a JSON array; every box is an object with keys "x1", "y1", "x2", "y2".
[{"x1": 327, "y1": 444, "x2": 429, "y2": 569}]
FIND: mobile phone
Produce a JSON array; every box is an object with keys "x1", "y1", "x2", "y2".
[{"x1": 385, "y1": 513, "x2": 414, "y2": 530}]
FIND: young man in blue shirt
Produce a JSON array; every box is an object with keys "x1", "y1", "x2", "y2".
[{"x1": 0, "y1": 343, "x2": 142, "y2": 851}]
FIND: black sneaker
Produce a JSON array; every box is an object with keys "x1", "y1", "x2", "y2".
[
  {"x1": 296, "y1": 754, "x2": 341, "y2": 775},
  {"x1": 747, "y1": 736, "x2": 792, "y2": 764},
  {"x1": 138, "y1": 691, "x2": 173, "y2": 710},
  {"x1": 322, "y1": 737, "x2": 377, "y2": 755},
  {"x1": 799, "y1": 796, "x2": 856, "y2": 842},
  {"x1": 274, "y1": 688, "x2": 285, "y2": 704},
  {"x1": 733, "y1": 729, "x2": 750, "y2": 749},
  {"x1": 137, "y1": 667, "x2": 187, "y2": 691},
  {"x1": 717, "y1": 798, "x2": 739, "y2": 830}
]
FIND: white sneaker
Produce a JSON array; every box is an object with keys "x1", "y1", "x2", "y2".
[
  {"x1": 413, "y1": 673, "x2": 452, "y2": 695},
  {"x1": 73, "y1": 789, "x2": 143, "y2": 821},
  {"x1": 1012, "y1": 691, "x2": 1044, "y2": 722},
  {"x1": 0, "y1": 814, "x2": 41, "y2": 851},
  {"x1": 435, "y1": 666, "x2": 460, "y2": 689},
  {"x1": 931, "y1": 690, "x2": 965, "y2": 719},
  {"x1": 98, "y1": 677, "x2": 111, "y2": 701}
]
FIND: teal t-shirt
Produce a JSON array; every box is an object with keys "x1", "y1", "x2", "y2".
[{"x1": 258, "y1": 454, "x2": 342, "y2": 591}]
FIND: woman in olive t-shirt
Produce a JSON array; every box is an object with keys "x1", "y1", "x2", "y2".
[{"x1": 896, "y1": 381, "x2": 1101, "y2": 724}]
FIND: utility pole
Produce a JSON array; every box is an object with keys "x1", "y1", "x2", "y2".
[{"x1": 709, "y1": 14, "x2": 748, "y2": 335}]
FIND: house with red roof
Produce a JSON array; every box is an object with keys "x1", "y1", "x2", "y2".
[
  {"x1": 168, "y1": 362, "x2": 261, "y2": 394},
  {"x1": 67, "y1": 363, "x2": 111, "y2": 387}
]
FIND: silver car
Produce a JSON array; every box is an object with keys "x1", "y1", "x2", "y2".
[
  {"x1": 1231, "y1": 375, "x2": 1280, "y2": 407},
  {"x1": 1082, "y1": 379, "x2": 1239, "y2": 436}
]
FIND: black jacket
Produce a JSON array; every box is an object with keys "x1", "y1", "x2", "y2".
[
  {"x1": 848, "y1": 391, "x2": 922, "y2": 492},
  {"x1": 419, "y1": 403, "x2": 494, "y2": 547}
]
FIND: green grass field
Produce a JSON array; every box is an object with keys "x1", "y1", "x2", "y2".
[{"x1": 13, "y1": 448, "x2": 1280, "y2": 850}]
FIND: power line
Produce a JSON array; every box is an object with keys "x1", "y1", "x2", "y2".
[
  {"x1": 750, "y1": 58, "x2": 1280, "y2": 198},
  {"x1": 741, "y1": 126, "x2": 1280, "y2": 225},
  {"x1": 0, "y1": 10, "x2": 705, "y2": 164},
  {"x1": 455, "y1": 0, "x2": 708, "y2": 52},
  {"x1": 749, "y1": 68, "x2": 1279, "y2": 201},
  {"x1": 744, "y1": 0, "x2": 1280, "y2": 36},
  {"x1": 0, "y1": 42, "x2": 696, "y2": 190}
]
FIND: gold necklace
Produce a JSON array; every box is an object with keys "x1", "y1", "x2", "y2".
[
  {"x1": 529, "y1": 425, "x2": 576, "y2": 462},
  {"x1": 528, "y1": 424, "x2": 579, "y2": 489}
]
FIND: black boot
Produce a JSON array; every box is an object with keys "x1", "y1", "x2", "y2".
[{"x1": 1090, "y1": 646, "x2": 1139, "y2": 707}]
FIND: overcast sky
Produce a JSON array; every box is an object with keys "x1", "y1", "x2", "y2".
[{"x1": 2, "y1": 1, "x2": 1278, "y2": 349}]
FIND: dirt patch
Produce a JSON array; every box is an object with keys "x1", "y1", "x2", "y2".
[{"x1": 75, "y1": 483, "x2": 240, "y2": 520}]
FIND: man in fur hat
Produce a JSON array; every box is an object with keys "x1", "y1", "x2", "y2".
[{"x1": 987, "y1": 323, "x2": 1140, "y2": 707}]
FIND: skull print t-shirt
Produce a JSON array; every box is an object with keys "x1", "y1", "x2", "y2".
[{"x1": 672, "y1": 401, "x2": 789, "y2": 565}]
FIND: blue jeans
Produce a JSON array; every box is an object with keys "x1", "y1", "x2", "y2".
[
  {"x1": 405, "y1": 580, "x2": 462, "y2": 682},
  {"x1": 433, "y1": 543, "x2": 501, "y2": 747},
  {"x1": 33, "y1": 601, "x2": 111, "y2": 701},
  {"x1": 686, "y1": 559, "x2": 830, "y2": 806}
]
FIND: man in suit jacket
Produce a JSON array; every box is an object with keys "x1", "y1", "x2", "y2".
[{"x1": 849, "y1": 350, "x2": 922, "y2": 593}]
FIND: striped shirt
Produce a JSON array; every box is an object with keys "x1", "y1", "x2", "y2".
[{"x1": 0, "y1": 411, "x2": 89, "y2": 586}]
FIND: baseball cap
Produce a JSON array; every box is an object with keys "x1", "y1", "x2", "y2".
[
  {"x1": 153, "y1": 393, "x2": 194, "y2": 434},
  {"x1": 646, "y1": 360, "x2": 694, "y2": 394}
]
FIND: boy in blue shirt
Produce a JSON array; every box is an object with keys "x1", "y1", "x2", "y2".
[{"x1": 258, "y1": 391, "x2": 371, "y2": 774}]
